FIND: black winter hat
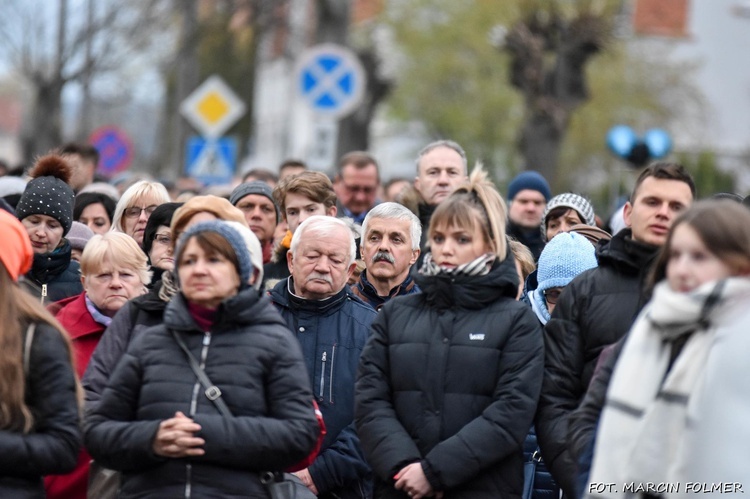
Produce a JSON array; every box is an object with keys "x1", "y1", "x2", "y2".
[
  {"x1": 16, "y1": 155, "x2": 75, "y2": 235},
  {"x1": 142, "y1": 202, "x2": 183, "y2": 257}
]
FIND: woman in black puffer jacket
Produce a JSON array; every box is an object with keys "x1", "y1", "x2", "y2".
[
  {"x1": 84, "y1": 221, "x2": 319, "y2": 498},
  {"x1": 356, "y1": 166, "x2": 544, "y2": 499},
  {"x1": 0, "y1": 210, "x2": 81, "y2": 499}
]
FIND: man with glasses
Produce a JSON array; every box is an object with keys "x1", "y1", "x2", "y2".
[
  {"x1": 230, "y1": 180, "x2": 280, "y2": 264},
  {"x1": 333, "y1": 151, "x2": 380, "y2": 225}
]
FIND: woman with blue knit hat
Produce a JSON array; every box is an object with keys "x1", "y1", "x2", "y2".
[
  {"x1": 17, "y1": 154, "x2": 83, "y2": 304},
  {"x1": 85, "y1": 220, "x2": 319, "y2": 498},
  {"x1": 526, "y1": 232, "x2": 598, "y2": 324}
]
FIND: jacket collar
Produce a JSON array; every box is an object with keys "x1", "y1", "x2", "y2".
[
  {"x1": 354, "y1": 270, "x2": 417, "y2": 309},
  {"x1": 49, "y1": 292, "x2": 105, "y2": 339},
  {"x1": 597, "y1": 228, "x2": 659, "y2": 275},
  {"x1": 28, "y1": 239, "x2": 73, "y2": 283}
]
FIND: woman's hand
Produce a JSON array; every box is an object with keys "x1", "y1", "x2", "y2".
[
  {"x1": 152, "y1": 411, "x2": 205, "y2": 458},
  {"x1": 394, "y1": 462, "x2": 442, "y2": 498},
  {"x1": 292, "y1": 468, "x2": 319, "y2": 495}
]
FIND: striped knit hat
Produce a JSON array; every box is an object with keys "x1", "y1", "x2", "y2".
[{"x1": 541, "y1": 193, "x2": 596, "y2": 241}]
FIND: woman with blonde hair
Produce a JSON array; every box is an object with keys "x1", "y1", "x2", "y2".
[
  {"x1": 111, "y1": 180, "x2": 171, "y2": 245},
  {"x1": 0, "y1": 209, "x2": 81, "y2": 498},
  {"x1": 45, "y1": 232, "x2": 150, "y2": 499},
  {"x1": 356, "y1": 165, "x2": 544, "y2": 498}
]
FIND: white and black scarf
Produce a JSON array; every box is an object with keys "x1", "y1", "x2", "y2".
[
  {"x1": 586, "y1": 278, "x2": 740, "y2": 497},
  {"x1": 418, "y1": 252, "x2": 496, "y2": 278}
]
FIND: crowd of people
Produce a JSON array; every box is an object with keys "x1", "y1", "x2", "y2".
[{"x1": 1, "y1": 139, "x2": 749, "y2": 499}]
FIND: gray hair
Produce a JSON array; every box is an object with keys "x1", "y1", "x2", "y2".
[
  {"x1": 291, "y1": 216, "x2": 356, "y2": 266},
  {"x1": 361, "y1": 202, "x2": 422, "y2": 251},
  {"x1": 415, "y1": 140, "x2": 468, "y2": 174}
]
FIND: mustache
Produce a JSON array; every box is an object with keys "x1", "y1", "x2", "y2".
[
  {"x1": 372, "y1": 251, "x2": 395, "y2": 264},
  {"x1": 306, "y1": 272, "x2": 333, "y2": 284}
]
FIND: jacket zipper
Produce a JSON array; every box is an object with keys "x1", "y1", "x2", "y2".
[
  {"x1": 185, "y1": 331, "x2": 212, "y2": 499},
  {"x1": 319, "y1": 351, "x2": 327, "y2": 399},
  {"x1": 41, "y1": 284, "x2": 47, "y2": 305},
  {"x1": 329, "y1": 345, "x2": 336, "y2": 404}
]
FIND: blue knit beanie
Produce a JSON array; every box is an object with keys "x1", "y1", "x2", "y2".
[
  {"x1": 507, "y1": 171, "x2": 552, "y2": 202},
  {"x1": 537, "y1": 232, "x2": 598, "y2": 293},
  {"x1": 175, "y1": 220, "x2": 253, "y2": 290}
]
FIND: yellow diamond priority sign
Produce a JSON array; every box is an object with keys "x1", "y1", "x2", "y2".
[{"x1": 180, "y1": 75, "x2": 246, "y2": 138}]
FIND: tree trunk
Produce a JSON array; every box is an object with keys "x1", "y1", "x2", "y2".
[
  {"x1": 166, "y1": 0, "x2": 200, "y2": 179},
  {"x1": 519, "y1": 107, "x2": 566, "y2": 184}
]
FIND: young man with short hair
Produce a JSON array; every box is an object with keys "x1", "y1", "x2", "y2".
[{"x1": 535, "y1": 162, "x2": 696, "y2": 497}]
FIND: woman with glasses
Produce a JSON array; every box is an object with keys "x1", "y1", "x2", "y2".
[
  {"x1": 111, "y1": 180, "x2": 171, "y2": 245},
  {"x1": 523, "y1": 232, "x2": 599, "y2": 325},
  {"x1": 45, "y1": 232, "x2": 150, "y2": 499},
  {"x1": 140, "y1": 203, "x2": 182, "y2": 287},
  {"x1": 16, "y1": 154, "x2": 83, "y2": 304},
  {"x1": 356, "y1": 166, "x2": 544, "y2": 499}
]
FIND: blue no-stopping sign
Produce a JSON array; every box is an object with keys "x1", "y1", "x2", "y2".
[{"x1": 296, "y1": 44, "x2": 366, "y2": 118}]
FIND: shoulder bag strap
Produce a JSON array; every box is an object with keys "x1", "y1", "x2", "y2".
[
  {"x1": 23, "y1": 323, "x2": 36, "y2": 377},
  {"x1": 170, "y1": 329, "x2": 233, "y2": 418}
]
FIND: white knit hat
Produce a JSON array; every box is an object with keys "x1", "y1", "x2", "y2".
[{"x1": 541, "y1": 193, "x2": 596, "y2": 241}]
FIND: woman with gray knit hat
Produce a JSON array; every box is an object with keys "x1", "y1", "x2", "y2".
[
  {"x1": 541, "y1": 193, "x2": 598, "y2": 242},
  {"x1": 17, "y1": 154, "x2": 83, "y2": 303},
  {"x1": 85, "y1": 220, "x2": 318, "y2": 498}
]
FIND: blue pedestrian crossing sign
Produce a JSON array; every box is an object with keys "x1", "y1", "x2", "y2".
[
  {"x1": 185, "y1": 136, "x2": 237, "y2": 186},
  {"x1": 296, "y1": 44, "x2": 366, "y2": 119}
]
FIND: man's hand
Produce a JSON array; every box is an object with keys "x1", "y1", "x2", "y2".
[
  {"x1": 293, "y1": 468, "x2": 319, "y2": 496},
  {"x1": 152, "y1": 411, "x2": 205, "y2": 458}
]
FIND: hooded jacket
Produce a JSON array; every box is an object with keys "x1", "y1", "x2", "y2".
[
  {"x1": 84, "y1": 288, "x2": 319, "y2": 499},
  {"x1": 535, "y1": 228, "x2": 658, "y2": 496},
  {"x1": 355, "y1": 254, "x2": 544, "y2": 498},
  {"x1": 269, "y1": 279, "x2": 376, "y2": 499},
  {"x1": 21, "y1": 240, "x2": 82, "y2": 304}
]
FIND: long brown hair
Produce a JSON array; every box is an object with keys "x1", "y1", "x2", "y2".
[
  {"x1": 0, "y1": 266, "x2": 80, "y2": 433},
  {"x1": 647, "y1": 199, "x2": 750, "y2": 294}
]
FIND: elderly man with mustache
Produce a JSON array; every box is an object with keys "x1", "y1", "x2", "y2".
[
  {"x1": 269, "y1": 216, "x2": 377, "y2": 499},
  {"x1": 352, "y1": 202, "x2": 422, "y2": 311}
]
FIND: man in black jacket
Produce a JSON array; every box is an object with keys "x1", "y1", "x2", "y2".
[
  {"x1": 535, "y1": 162, "x2": 695, "y2": 497},
  {"x1": 506, "y1": 170, "x2": 552, "y2": 261}
]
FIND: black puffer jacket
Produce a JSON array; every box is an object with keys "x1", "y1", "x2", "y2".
[
  {"x1": 21, "y1": 240, "x2": 82, "y2": 304},
  {"x1": 0, "y1": 322, "x2": 81, "y2": 499},
  {"x1": 84, "y1": 288, "x2": 320, "y2": 499},
  {"x1": 535, "y1": 229, "x2": 658, "y2": 496},
  {"x1": 356, "y1": 254, "x2": 544, "y2": 499},
  {"x1": 82, "y1": 281, "x2": 167, "y2": 407}
]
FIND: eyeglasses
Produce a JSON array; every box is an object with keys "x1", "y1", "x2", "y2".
[
  {"x1": 544, "y1": 288, "x2": 563, "y2": 305},
  {"x1": 153, "y1": 234, "x2": 172, "y2": 246},
  {"x1": 124, "y1": 205, "x2": 158, "y2": 219}
]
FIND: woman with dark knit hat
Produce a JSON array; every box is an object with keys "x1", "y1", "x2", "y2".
[{"x1": 17, "y1": 154, "x2": 83, "y2": 304}]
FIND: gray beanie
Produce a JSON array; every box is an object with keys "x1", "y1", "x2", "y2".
[
  {"x1": 175, "y1": 220, "x2": 253, "y2": 290},
  {"x1": 229, "y1": 181, "x2": 280, "y2": 222},
  {"x1": 67, "y1": 221, "x2": 95, "y2": 251}
]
